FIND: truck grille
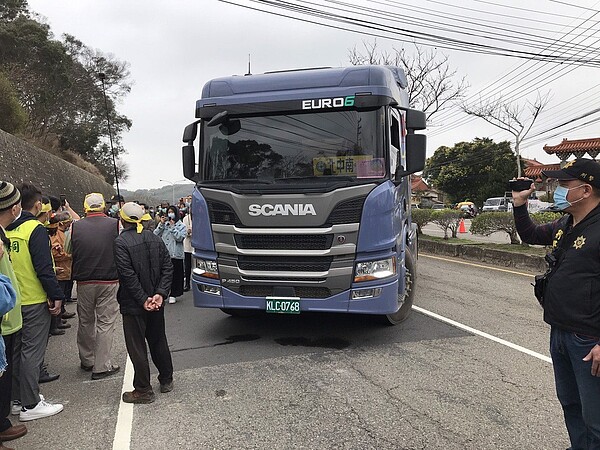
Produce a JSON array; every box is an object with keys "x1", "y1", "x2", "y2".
[
  {"x1": 326, "y1": 196, "x2": 366, "y2": 225},
  {"x1": 238, "y1": 256, "x2": 332, "y2": 272},
  {"x1": 239, "y1": 285, "x2": 332, "y2": 298},
  {"x1": 206, "y1": 200, "x2": 242, "y2": 226},
  {"x1": 235, "y1": 234, "x2": 333, "y2": 250}
]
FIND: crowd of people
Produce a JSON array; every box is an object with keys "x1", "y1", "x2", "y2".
[{"x1": 0, "y1": 182, "x2": 192, "y2": 449}]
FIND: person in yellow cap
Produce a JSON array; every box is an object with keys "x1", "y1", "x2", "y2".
[
  {"x1": 114, "y1": 202, "x2": 174, "y2": 403},
  {"x1": 68, "y1": 192, "x2": 121, "y2": 380}
]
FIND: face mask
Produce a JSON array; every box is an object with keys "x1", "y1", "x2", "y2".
[
  {"x1": 553, "y1": 184, "x2": 585, "y2": 210},
  {"x1": 168, "y1": 212, "x2": 176, "y2": 220}
]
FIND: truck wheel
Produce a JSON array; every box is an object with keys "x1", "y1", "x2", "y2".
[
  {"x1": 381, "y1": 248, "x2": 416, "y2": 326},
  {"x1": 220, "y1": 308, "x2": 258, "y2": 317}
]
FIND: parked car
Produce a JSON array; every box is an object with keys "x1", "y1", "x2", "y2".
[{"x1": 431, "y1": 204, "x2": 446, "y2": 210}]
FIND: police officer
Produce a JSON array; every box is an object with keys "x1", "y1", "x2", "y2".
[{"x1": 512, "y1": 158, "x2": 600, "y2": 449}]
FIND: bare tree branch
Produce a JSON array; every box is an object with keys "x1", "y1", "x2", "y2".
[
  {"x1": 349, "y1": 40, "x2": 468, "y2": 122},
  {"x1": 462, "y1": 92, "x2": 550, "y2": 176}
]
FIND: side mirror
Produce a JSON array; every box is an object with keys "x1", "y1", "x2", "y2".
[
  {"x1": 183, "y1": 122, "x2": 198, "y2": 143},
  {"x1": 405, "y1": 109, "x2": 426, "y2": 131},
  {"x1": 395, "y1": 134, "x2": 426, "y2": 181},
  {"x1": 182, "y1": 145, "x2": 197, "y2": 181}
]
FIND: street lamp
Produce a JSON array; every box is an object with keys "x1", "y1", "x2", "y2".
[{"x1": 159, "y1": 179, "x2": 187, "y2": 205}]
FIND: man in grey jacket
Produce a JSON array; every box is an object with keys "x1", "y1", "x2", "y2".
[{"x1": 114, "y1": 203, "x2": 174, "y2": 404}]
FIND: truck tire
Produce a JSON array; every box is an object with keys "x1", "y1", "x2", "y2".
[{"x1": 381, "y1": 248, "x2": 416, "y2": 325}]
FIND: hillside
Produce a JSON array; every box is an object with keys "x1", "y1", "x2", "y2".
[{"x1": 121, "y1": 183, "x2": 195, "y2": 207}]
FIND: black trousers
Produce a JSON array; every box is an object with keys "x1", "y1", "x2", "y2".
[
  {"x1": 0, "y1": 332, "x2": 16, "y2": 432},
  {"x1": 122, "y1": 311, "x2": 173, "y2": 392},
  {"x1": 184, "y1": 252, "x2": 192, "y2": 288},
  {"x1": 171, "y1": 258, "x2": 184, "y2": 298}
]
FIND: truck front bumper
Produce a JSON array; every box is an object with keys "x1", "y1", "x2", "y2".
[{"x1": 191, "y1": 275, "x2": 401, "y2": 315}]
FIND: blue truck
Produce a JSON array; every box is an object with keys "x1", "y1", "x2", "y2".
[{"x1": 182, "y1": 65, "x2": 426, "y2": 324}]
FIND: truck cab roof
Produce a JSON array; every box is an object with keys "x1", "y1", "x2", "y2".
[{"x1": 196, "y1": 65, "x2": 409, "y2": 118}]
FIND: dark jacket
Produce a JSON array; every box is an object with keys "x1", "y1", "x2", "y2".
[
  {"x1": 5, "y1": 212, "x2": 64, "y2": 301},
  {"x1": 514, "y1": 203, "x2": 600, "y2": 337},
  {"x1": 113, "y1": 227, "x2": 173, "y2": 315},
  {"x1": 71, "y1": 213, "x2": 119, "y2": 282}
]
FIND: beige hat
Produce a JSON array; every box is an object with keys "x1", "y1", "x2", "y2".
[
  {"x1": 119, "y1": 202, "x2": 145, "y2": 233},
  {"x1": 84, "y1": 193, "x2": 105, "y2": 212}
]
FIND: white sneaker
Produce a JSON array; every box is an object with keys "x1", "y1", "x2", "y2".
[
  {"x1": 19, "y1": 399, "x2": 63, "y2": 422},
  {"x1": 11, "y1": 401, "x2": 21, "y2": 415},
  {"x1": 12, "y1": 394, "x2": 44, "y2": 415},
  {"x1": 168, "y1": 297, "x2": 177, "y2": 304}
]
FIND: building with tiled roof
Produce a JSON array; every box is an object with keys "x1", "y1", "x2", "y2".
[
  {"x1": 543, "y1": 137, "x2": 600, "y2": 160},
  {"x1": 410, "y1": 175, "x2": 445, "y2": 207}
]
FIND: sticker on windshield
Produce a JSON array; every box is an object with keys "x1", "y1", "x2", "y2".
[
  {"x1": 357, "y1": 158, "x2": 385, "y2": 178},
  {"x1": 313, "y1": 155, "x2": 373, "y2": 176}
]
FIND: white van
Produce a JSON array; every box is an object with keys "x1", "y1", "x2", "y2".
[{"x1": 482, "y1": 197, "x2": 512, "y2": 212}]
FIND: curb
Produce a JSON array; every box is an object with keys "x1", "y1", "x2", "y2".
[{"x1": 419, "y1": 237, "x2": 546, "y2": 273}]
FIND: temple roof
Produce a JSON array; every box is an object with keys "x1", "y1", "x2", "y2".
[
  {"x1": 543, "y1": 138, "x2": 600, "y2": 159},
  {"x1": 411, "y1": 175, "x2": 430, "y2": 192},
  {"x1": 524, "y1": 163, "x2": 561, "y2": 181}
]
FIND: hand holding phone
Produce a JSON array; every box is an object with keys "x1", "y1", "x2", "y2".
[{"x1": 508, "y1": 178, "x2": 534, "y2": 192}]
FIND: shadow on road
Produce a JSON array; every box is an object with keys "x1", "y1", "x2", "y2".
[{"x1": 165, "y1": 300, "x2": 470, "y2": 371}]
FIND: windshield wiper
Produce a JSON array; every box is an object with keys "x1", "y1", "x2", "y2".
[
  {"x1": 202, "y1": 179, "x2": 273, "y2": 185},
  {"x1": 274, "y1": 176, "x2": 355, "y2": 183}
]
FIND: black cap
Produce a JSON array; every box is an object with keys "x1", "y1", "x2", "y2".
[
  {"x1": 110, "y1": 194, "x2": 125, "y2": 203},
  {"x1": 542, "y1": 158, "x2": 600, "y2": 189}
]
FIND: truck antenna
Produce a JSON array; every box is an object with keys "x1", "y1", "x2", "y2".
[{"x1": 246, "y1": 54, "x2": 252, "y2": 76}]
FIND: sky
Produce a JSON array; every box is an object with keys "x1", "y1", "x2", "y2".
[{"x1": 26, "y1": 0, "x2": 600, "y2": 190}]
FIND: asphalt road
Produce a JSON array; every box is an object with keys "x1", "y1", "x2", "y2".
[{"x1": 15, "y1": 254, "x2": 567, "y2": 450}]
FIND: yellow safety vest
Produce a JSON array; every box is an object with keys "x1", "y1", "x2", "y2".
[
  {"x1": 0, "y1": 241, "x2": 22, "y2": 335},
  {"x1": 5, "y1": 220, "x2": 48, "y2": 306}
]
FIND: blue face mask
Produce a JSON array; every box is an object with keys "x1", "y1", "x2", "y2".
[{"x1": 553, "y1": 184, "x2": 585, "y2": 210}]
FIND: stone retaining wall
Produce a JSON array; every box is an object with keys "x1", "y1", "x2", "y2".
[
  {"x1": 0, "y1": 129, "x2": 114, "y2": 213},
  {"x1": 419, "y1": 238, "x2": 547, "y2": 272}
]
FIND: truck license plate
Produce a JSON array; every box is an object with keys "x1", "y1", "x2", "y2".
[{"x1": 265, "y1": 299, "x2": 300, "y2": 314}]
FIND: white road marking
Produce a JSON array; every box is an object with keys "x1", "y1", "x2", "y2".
[
  {"x1": 112, "y1": 356, "x2": 135, "y2": 450},
  {"x1": 413, "y1": 305, "x2": 552, "y2": 364},
  {"x1": 420, "y1": 253, "x2": 534, "y2": 277}
]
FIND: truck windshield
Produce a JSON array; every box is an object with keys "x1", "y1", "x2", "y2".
[{"x1": 202, "y1": 109, "x2": 385, "y2": 182}]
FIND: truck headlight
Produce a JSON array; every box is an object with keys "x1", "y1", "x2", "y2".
[
  {"x1": 193, "y1": 258, "x2": 219, "y2": 279},
  {"x1": 354, "y1": 256, "x2": 396, "y2": 282}
]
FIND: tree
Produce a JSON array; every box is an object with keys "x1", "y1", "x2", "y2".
[
  {"x1": 424, "y1": 138, "x2": 517, "y2": 207},
  {"x1": 411, "y1": 208, "x2": 434, "y2": 235},
  {"x1": 462, "y1": 93, "x2": 549, "y2": 177},
  {"x1": 470, "y1": 212, "x2": 520, "y2": 244},
  {"x1": 0, "y1": 8, "x2": 132, "y2": 184},
  {"x1": 349, "y1": 41, "x2": 468, "y2": 121},
  {"x1": 0, "y1": 0, "x2": 27, "y2": 21},
  {"x1": 431, "y1": 209, "x2": 462, "y2": 239},
  {"x1": 0, "y1": 71, "x2": 27, "y2": 133}
]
